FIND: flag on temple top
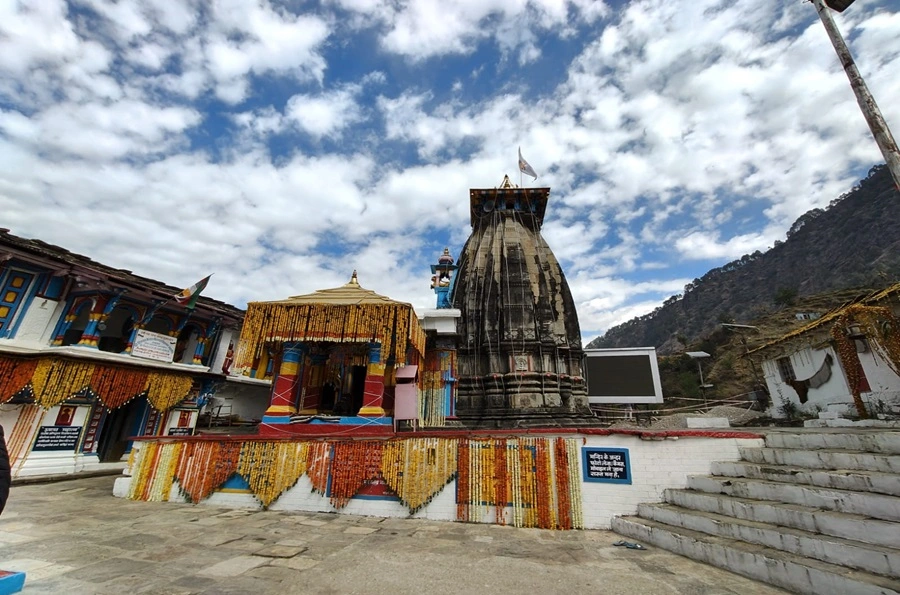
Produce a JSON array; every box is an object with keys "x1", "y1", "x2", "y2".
[
  {"x1": 518, "y1": 147, "x2": 538, "y2": 179},
  {"x1": 174, "y1": 275, "x2": 211, "y2": 309}
]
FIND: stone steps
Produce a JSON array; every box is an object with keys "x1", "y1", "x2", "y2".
[
  {"x1": 636, "y1": 502, "x2": 900, "y2": 577},
  {"x1": 739, "y1": 446, "x2": 900, "y2": 473},
  {"x1": 613, "y1": 430, "x2": 900, "y2": 593},
  {"x1": 763, "y1": 431, "x2": 900, "y2": 454},
  {"x1": 665, "y1": 488, "x2": 900, "y2": 549},
  {"x1": 686, "y1": 474, "x2": 900, "y2": 522},
  {"x1": 711, "y1": 460, "x2": 900, "y2": 497},
  {"x1": 612, "y1": 516, "x2": 900, "y2": 595}
]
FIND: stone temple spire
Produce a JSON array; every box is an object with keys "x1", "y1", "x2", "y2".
[{"x1": 451, "y1": 179, "x2": 591, "y2": 426}]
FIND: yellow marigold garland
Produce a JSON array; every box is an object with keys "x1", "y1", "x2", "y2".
[
  {"x1": 455, "y1": 437, "x2": 582, "y2": 530},
  {"x1": 381, "y1": 437, "x2": 457, "y2": 513},
  {"x1": 127, "y1": 442, "x2": 182, "y2": 502},
  {"x1": 235, "y1": 301, "x2": 425, "y2": 372},
  {"x1": 144, "y1": 372, "x2": 193, "y2": 412},
  {"x1": 31, "y1": 358, "x2": 95, "y2": 408},
  {"x1": 238, "y1": 441, "x2": 309, "y2": 508}
]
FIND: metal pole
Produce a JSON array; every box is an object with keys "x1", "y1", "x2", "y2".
[{"x1": 812, "y1": 0, "x2": 900, "y2": 189}]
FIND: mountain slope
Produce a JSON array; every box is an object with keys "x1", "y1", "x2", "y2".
[{"x1": 588, "y1": 165, "x2": 900, "y2": 353}]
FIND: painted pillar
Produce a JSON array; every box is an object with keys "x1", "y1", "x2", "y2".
[
  {"x1": 76, "y1": 300, "x2": 107, "y2": 348},
  {"x1": 299, "y1": 353, "x2": 328, "y2": 414},
  {"x1": 192, "y1": 338, "x2": 208, "y2": 365},
  {"x1": 262, "y1": 342, "x2": 305, "y2": 423},
  {"x1": 358, "y1": 342, "x2": 386, "y2": 417}
]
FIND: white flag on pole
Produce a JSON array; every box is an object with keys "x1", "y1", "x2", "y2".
[{"x1": 518, "y1": 147, "x2": 538, "y2": 179}]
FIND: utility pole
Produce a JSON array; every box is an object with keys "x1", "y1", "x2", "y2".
[{"x1": 812, "y1": 0, "x2": 900, "y2": 189}]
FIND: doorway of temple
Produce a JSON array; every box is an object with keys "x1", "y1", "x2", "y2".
[
  {"x1": 97, "y1": 398, "x2": 144, "y2": 462},
  {"x1": 350, "y1": 365, "x2": 366, "y2": 414}
]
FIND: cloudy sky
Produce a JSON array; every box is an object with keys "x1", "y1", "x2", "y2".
[{"x1": 2, "y1": 0, "x2": 899, "y2": 344}]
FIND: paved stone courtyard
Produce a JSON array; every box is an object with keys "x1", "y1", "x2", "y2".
[{"x1": 0, "y1": 476, "x2": 787, "y2": 595}]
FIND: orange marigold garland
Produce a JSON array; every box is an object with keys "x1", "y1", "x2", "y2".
[
  {"x1": 91, "y1": 365, "x2": 149, "y2": 410},
  {"x1": 31, "y1": 358, "x2": 95, "y2": 408},
  {"x1": 329, "y1": 440, "x2": 383, "y2": 508},
  {"x1": 382, "y1": 437, "x2": 457, "y2": 513},
  {"x1": 554, "y1": 438, "x2": 573, "y2": 530},
  {"x1": 127, "y1": 442, "x2": 182, "y2": 502},
  {"x1": 456, "y1": 437, "x2": 583, "y2": 530},
  {"x1": 307, "y1": 441, "x2": 332, "y2": 495},
  {"x1": 175, "y1": 441, "x2": 241, "y2": 503},
  {"x1": 238, "y1": 441, "x2": 309, "y2": 508},
  {"x1": 0, "y1": 356, "x2": 38, "y2": 403},
  {"x1": 144, "y1": 372, "x2": 193, "y2": 412}
]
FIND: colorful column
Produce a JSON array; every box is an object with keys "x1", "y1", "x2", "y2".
[
  {"x1": 358, "y1": 342, "x2": 386, "y2": 417},
  {"x1": 76, "y1": 306, "x2": 104, "y2": 348},
  {"x1": 298, "y1": 353, "x2": 328, "y2": 414},
  {"x1": 262, "y1": 342, "x2": 305, "y2": 424}
]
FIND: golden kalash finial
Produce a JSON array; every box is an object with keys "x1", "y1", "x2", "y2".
[
  {"x1": 500, "y1": 174, "x2": 516, "y2": 188},
  {"x1": 349, "y1": 270, "x2": 359, "y2": 285}
]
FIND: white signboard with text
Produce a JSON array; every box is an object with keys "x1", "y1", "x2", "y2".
[{"x1": 131, "y1": 329, "x2": 177, "y2": 363}]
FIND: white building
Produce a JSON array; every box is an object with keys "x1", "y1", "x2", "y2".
[{"x1": 0, "y1": 229, "x2": 269, "y2": 478}]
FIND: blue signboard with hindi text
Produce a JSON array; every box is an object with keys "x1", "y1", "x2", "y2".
[{"x1": 581, "y1": 447, "x2": 632, "y2": 484}]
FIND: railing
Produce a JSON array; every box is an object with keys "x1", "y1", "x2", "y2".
[{"x1": 591, "y1": 390, "x2": 768, "y2": 425}]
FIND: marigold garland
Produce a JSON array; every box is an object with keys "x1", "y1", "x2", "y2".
[
  {"x1": 382, "y1": 438, "x2": 457, "y2": 513},
  {"x1": 31, "y1": 358, "x2": 95, "y2": 408},
  {"x1": 144, "y1": 372, "x2": 193, "y2": 412},
  {"x1": 127, "y1": 442, "x2": 182, "y2": 502},
  {"x1": 174, "y1": 441, "x2": 241, "y2": 503},
  {"x1": 329, "y1": 441, "x2": 383, "y2": 508},
  {"x1": 91, "y1": 365, "x2": 149, "y2": 410},
  {"x1": 238, "y1": 441, "x2": 309, "y2": 508},
  {"x1": 455, "y1": 437, "x2": 583, "y2": 529},
  {"x1": 234, "y1": 301, "x2": 426, "y2": 372},
  {"x1": 123, "y1": 436, "x2": 585, "y2": 529},
  {"x1": 0, "y1": 357, "x2": 38, "y2": 403},
  {"x1": 307, "y1": 441, "x2": 332, "y2": 495}
]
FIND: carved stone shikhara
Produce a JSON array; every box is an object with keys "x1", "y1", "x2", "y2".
[{"x1": 451, "y1": 181, "x2": 592, "y2": 427}]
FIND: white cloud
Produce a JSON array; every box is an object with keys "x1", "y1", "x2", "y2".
[
  {"x1": 1, "y1": 0, "x2": 899, "y2": 345},
  {"x1": 285, "y1": 88, "x2": 365, "y2": 138}
]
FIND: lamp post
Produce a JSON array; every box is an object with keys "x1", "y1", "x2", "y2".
[
  {"x1": 812, "y1": 0, "x2": 900, "y2": 189},
  {"x1": 686, "y1": 351, "x2": 714, "y2": 406}
]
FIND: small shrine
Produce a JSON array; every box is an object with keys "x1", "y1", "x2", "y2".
[{"x1": 233, "y1": 271, "x2": 432, "y2": 436}]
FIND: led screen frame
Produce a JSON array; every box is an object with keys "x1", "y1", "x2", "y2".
[{"x1": 583, "y1": 347, "x2": 664, "y2": 404}]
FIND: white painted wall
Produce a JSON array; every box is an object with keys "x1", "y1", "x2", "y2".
[
  {"x1": 859, "y1": 348, "x2": 900, "y2": 414},
  {"x1": 763, "y1": 345, "x2": 900, "y2": 417},
  {"x1": 113, "y1": 434, "x2": 763, "y2": 529},
  {"x1": 0, "y1": 298, "x2": 62, "y2": 347}
]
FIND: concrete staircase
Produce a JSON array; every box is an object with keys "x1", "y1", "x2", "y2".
[{"x1": 612, "y1": 430, "x2": 900, "y2": 594}]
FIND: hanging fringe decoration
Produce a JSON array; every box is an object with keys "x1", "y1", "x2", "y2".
[
  {"x1": 31, "y1": 358, "x2": 95, "y2": 408},
  {"x1": 238, "y1": 441, "x2": 309, "y2": 508},
  {"x1": 127, "y1": 442, "x2": 182, "y2": 502},
  {"x1": 455, "y1": 437, "x2": 583, "y2": 529},
  {"x1": 0, "y1": 356, "x2": 37, "y2": 403},
  {"x1": 307, "y1": 441, "x2": 332, "y2": 495},
  {"x1": 174, "y1": 441, "x2": 241, "y2": 503},
  {"x1": 381, "y1": 438, "x2": 457, "y2": 513},
  {"x1": 144, "y1": 372, "x2": 193, "y2": 412},
  {"x1": 123, "y1": 436, "x2": 584, "y2": 529},
  {"x1": 329, "y1": 441, "x2": 383, "y2": 508},
  {"x1": 234, "y1": 301, "x2": 426, "y2": 372},
  {"x1": 91, "y1": 365, "x2": 149, "y2": 410}
]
